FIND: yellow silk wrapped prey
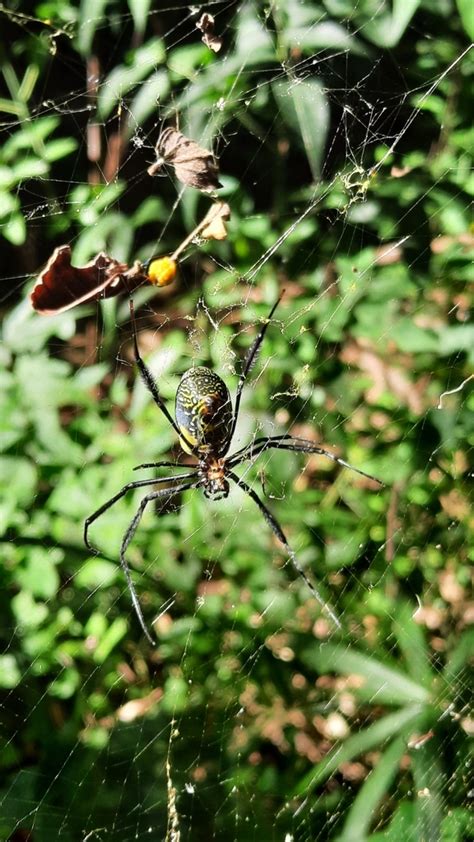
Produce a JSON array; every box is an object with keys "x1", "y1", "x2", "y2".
[{"x1": 147, "y1": 256, "x2": 177, "y2": 287}]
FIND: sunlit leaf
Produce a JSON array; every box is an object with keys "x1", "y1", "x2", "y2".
[{"x1": 273, "y1": 77, "x2": 329, "y2": 180}]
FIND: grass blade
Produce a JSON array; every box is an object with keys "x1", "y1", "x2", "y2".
[
  {"x1": 338, "y1": 736, "x2": 407, "y2": 841},
  {"x1": 302, "y1": 643, "x2": 430, "y2": 705}
]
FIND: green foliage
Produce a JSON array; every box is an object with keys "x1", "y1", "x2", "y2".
[{"x1": 0, "y1": 0, "x2": 472, "y2": 840}]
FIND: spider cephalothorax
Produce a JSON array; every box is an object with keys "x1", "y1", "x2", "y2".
[
  {"x1": 85, "y1": 297, "x2": 384, "y2": 644},
  {"x1": 197, "y1": 457, "x2": 230, "y2": 501}
]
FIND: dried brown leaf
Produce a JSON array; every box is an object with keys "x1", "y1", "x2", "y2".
[
  {"x1": 148, "y1": 127, "x2": 222, "y2": 193},
  {"x1": 196, "y1": 12, "x2": 223, "y2": 52},
  {"x1": 200, "y1": 201, "x2": 231, "y2": 240},
  {"x1": 30, "y1": 245, "x2": 147, "y2": 315}
]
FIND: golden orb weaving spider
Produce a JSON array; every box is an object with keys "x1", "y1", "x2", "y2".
[{"x1": 84, "y1": 297, "x2": 383, "y2": 644}]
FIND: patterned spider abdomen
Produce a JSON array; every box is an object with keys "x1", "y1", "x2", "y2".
[{"x1": 175, "y1": 366, "x2": 233, "y2": 456}]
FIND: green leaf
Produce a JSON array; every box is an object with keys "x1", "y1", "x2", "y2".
[
  {"x1": 16, "y1": 548, "x2": 61, "y2": 600},
  {"x1": 72, "y1": 181, "x2": 126, "y2": 227},
  {"x1": 436, "y1": 324, "x2": 474, "y2": 357},
  {"x1": 48, "y1": 667, "x2": 81, "y2": 699},
  {"x1": 0, "y1": 458, "x2": 37, "y2": 528},
  {"x1": 73, "y1": 211, "x2": 131, "y2": 263},
  {"x1": 339, "y1": 736, "x2": 407, "y2": 841},
  {"x1": 443, "y1": 629, "x2": 474, "y2": 684},
  {"x1": 273, "y1": 77, "x2": 329, "y2": 180},
  {"x1": 2, "y1": 117, "x2": 60, "y2": 156},
  {"x1": 76, "y1": 558, "x2": 119, "y2": 590},
  {"x1": 12, "y1": 590, "x2": 49, "y2": 629},
  {"x1": 0, "y1": 655, "x2": 21, "y2": 688},
  {"x1": 3, "y1": 213, "x2": 26, "y2": 245},
  {"x1": 281, "y1": 20, "x2": 367, "y2": 57},
  {"x1": 0, "y1": 167, "x2": 14, "y2": 190},
  {"x1": 93, "y1": 617, "x2": 128, "y2": 663},
  {"x1": 0, "y1": 98, "x2": 24, "y2": 115},
  {"x1": 126, "y1": 69, "x2": 170, "y2": 135},
  {"x1": 456, "y1": 0, "x2": 474, "y2": 39},
  {"x1": 132, "y1": 196, "x2": 168, "y2": 227},
  {"x1": 441, "y1": 808, "x2": 474, "y2": 842},
  {"x1": 0, "y1": 191, "x2": 19, "y2": 217},
  {"x1": 97, "y1": 39, "x2": 166, "y2": 119},
  {"x1": 12, "y1": 158, "x2": 49, "y2": 181},
  {"x1": 3, "y1": 296, "x2": 76, "y2": 353},
  {"x1": 390, "y1": 318, "x2": 440, "y2": 353},
  {"x1": 369, "y1": 802, "x2": 418, "y2": 841},
  {"x1": 411, "y1": 739, "x2": 445, "y2": 842},
  {"x1": 363, "y1": 0, "x2": 422, "y2": 49},
  {"x1": 76, "y1": 0, "x2": 109, "y2": 56},
  {"x1": 42, "y1": 137, "x2": 78, "y2": 162},
  {"x1": 235, "y1": 1, "x2": 274, "y2": 57},
  {"x1": 302, "y1": 644, "x2": 430, "y2": 705},
  {"x1": 128, "y1": 0, "x2": 151, "y2": 36},
  {"x1": 17, "y1": 65, "x2": 40, "y2": 103},
  {"x1": 393, "y1": 603, "x2": 433, "y2": 689}
]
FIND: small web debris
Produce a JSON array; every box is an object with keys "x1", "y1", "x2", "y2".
[
  {"x1": 437, "y1": 375, "x2": 473, "y2": 409},
  {"x1": 196, "y1": 12, "x2": 223, "y2": 52}
]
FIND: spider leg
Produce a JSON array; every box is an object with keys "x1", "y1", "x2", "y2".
[
  {"x1": 227, "y1": 434, "x2": 293, "y2": 466},
  {"x1": 226, "y1": 296, "x2": 283, "y2": 452},
  {"x1": 133, "y1": 460, "x2": 193, "y2": 471},
  {"x1": 228, "y1": 470, "x2": 341, "y2": 629},
  {"x1": 129, "y1": 301, "x2": 198, "y2": 456},
  {"x1": 228, "y1": 435, "x2": 383, "y2": 485},
  {"x1": 119, "y1": 481, "x2": 197, "y2": 645},
  {"x1": 84, "y1": 473, "x2": 197, "y2": 551}
]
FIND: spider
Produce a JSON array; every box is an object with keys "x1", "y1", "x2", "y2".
[{"x1": 84, "y1": 297, "x2": 383, "y2": 644}]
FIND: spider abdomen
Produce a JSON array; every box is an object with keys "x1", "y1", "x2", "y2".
[{"x1": 175, "y1": 366, "x2": 233, "y2": 455}]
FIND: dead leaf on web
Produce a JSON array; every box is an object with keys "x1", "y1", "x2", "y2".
[
  {"x1": 30, "y1": 245, "x2": 147, "y2": 314},
  {"x1": 390, "y1": 165, "x2": 412, "y2": 178},
  {"x1": 147, "y1": 127, "x2": 222, "y2": 193},
  {"x1": 200, "y1": 202, "x2": 231, "y2": 241},
  {"x1": 196, "y1": 12, "x2": 223, "y2": 53},
  {"x1": 30, "y1": 246, "x2": 179, "y2": 315}
]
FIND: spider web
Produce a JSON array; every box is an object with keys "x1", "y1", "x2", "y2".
[{"x1": 0, "y1": 2, "x2": 472, "y2": 841}]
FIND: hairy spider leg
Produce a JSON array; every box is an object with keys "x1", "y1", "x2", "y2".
[
  {"x1": 119, "y1": 481, "x2": 198, "y2": 645},
  {"x1": 133, "y1": 460, "x2": 193, "y2": 471},
  {"x1": 84, "y1": 473, "x2": 198, "y2": 551},
  {"x1": 129, "y1": 301, "x2": 199, "y2": 457},
  {"x1": 228, "y1": 434, "x2": 384, "y2": 485},
  {"x1": 225, "y1": 295, "x2": 283, "y2": 452},
  {"x1": 228, "y1": 471, "x2": 341, "y2": 629}
]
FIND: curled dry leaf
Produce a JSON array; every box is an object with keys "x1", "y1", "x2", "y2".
[
  {"x1": 30, "y1": 245, "x2": 175, "y2": 315},
  {"x1": 196, "y1": 12, "x2": 223, "y2": 52},
  {"x1": 390, "y1": 165, "x2": 412, "y2": 178},
  {"x1": 200, "y1": 201, "x2": 231, "y2": 241},
  {"x1": 147, "y1": 127, "x2": 222, "y2": 193},
  {"x1": 30, "y1": 245, "x2": 147, "y2": 314},
  {"x1": 408, "y1": 731, "x2": 435, "y2": 750}
]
